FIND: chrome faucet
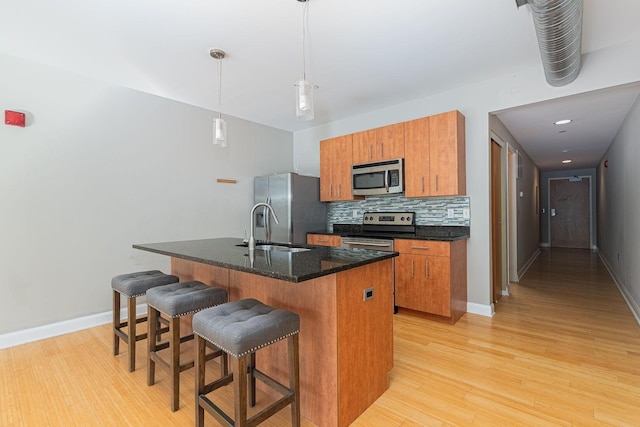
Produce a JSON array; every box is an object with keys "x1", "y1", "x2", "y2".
[{"x1": 248, "y1": 202, "x2": 279, "y2": 251}]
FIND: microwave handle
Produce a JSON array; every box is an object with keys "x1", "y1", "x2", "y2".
[{"x1": 385, "y1": 170, "x2": 390, "y2": 193}]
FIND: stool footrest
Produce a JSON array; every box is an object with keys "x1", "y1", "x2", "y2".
[
  {"x1": 198, "y1": 388, "x2": 295, "y2": 427},
  {"x1": 253, "y1": 368, "x2": 291, "y2": 397},
  {"x1": 251, "y1": 392, "x2": 296, "y2": 426},
  {"x1": 201, "y1": 373, "x2": 233, "y2": 395},
  {"x1": 199, "y1": 395, "x2": 235, "y2": 427}
]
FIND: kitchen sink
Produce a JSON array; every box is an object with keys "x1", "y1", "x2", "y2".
[
  {"x1": 236, "y1": 242, "x2": 312, "y2": 253},
  {"x1": 258, "y1": 245, "x2": 311, "y2": 253}
]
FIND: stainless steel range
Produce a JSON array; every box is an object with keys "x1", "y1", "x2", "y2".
[
  {"x1": 339, "y1": 212, "x2": 415, "y2": 313},
  {"x1": 339, "y1": 212, "x2": 416, "y2": 251}
]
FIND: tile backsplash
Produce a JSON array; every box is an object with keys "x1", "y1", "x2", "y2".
[{"x1": 327, "y1": 195, "x2": 470, "y2": 230}]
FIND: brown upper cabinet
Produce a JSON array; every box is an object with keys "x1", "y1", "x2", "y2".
[
  {"x1": 404, "y1": 110, "x2": 466, "y2": 197},
  {"x1": 320, "y1": 110, "x2": 465, "y2": 200},
  {"x1": 319, "y1": 135, "x2": 362, "y2": 202},
  {"x1": 352, "y1": 123, "x2": 404, "y2": 164}
]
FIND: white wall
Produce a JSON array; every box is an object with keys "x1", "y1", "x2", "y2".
[
  {"x1": 294, "y1": 39, "x2": 640, "y2": 311},
  {"x1": 0, "y1": 54, "x2": 293, "y2": 335},
  {"x1": 597, "y1": 93, "x2": 640, "y2": 320}
]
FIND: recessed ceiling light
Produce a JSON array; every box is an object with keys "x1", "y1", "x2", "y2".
[
  {"x1": 562, "y1": 159, "x2": 572, "y2": 164},
  {"x1": 555, "y1": 119, "x2": 572, "y2": 125},
  {"x1": 562, "y1": 149, "x2": 569, "y2": 153}
]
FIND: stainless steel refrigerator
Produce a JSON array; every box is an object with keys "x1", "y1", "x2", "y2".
[{"x1": 253, "y1": 173, "x2": 327, "y2": 244}]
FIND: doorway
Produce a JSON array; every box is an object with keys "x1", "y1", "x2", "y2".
[
  {"x1": 549, "y1": 177, "x2": 591, "y2": 249},
  {"x1": 490, "y1": 139, "x2": 504, "y2": 303}
]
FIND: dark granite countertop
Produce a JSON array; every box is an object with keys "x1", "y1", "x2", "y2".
[
  {"x1": 133, "y1": 237, "x2": 397, "y2": 283},
  {"x1": 309, "y1": 225, "x2": 470, "y2": 241}
]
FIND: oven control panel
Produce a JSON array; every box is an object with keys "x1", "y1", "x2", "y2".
[{"x1": 362, "y1": 212, "x2": 415, "y2": 225}]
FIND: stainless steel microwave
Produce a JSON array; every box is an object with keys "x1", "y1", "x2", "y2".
[{"x1": 351, "y1": 158, "x2": 404, "y2": 196}]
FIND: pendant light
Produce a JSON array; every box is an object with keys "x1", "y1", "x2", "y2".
[
  {"x1": 295, "y1": 0, "x2": 317, "y2": 121},
  {"x1": 210, "y1": 49, "x2": 227, "y2": 147}
]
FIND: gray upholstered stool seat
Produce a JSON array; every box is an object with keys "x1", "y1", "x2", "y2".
[
  {"x1": 193, "y1": 298, "x2": 301, "y2": 427},
  {"x1": 111, "y1": 270, "x2": 179, "y2": 372},
  {"x1": 146, "y1": 281, "x2": 228, "y2": 412}
]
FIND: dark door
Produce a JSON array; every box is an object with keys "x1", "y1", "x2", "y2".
[
  {"x1": 491, "y1": 140, "x2": 503, "y2": 303},
  {"x1": 550, "y1": 178, "x2": 590, "y2": 249}
]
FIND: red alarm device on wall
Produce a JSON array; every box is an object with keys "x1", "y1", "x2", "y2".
[{"x1": 5, "y1": 110, "x2": 26, "y2": 127}]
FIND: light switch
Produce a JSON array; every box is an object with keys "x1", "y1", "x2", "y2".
[{"x1": 447, "y1": 208, "x2": 454, "y2": 218}]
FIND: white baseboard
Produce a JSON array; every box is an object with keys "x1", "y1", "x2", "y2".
[
  {"x1": 467, "y1": 302, "x2": 494, "y2": 317},
  {"x1": 518, "y1": 248, "x2": 540, "y2": 279},
  {"x1": 0, "y1": 304, "x2": 148, "y2": 350},
  {"x1": 539, "y1": 243, "x2": 550, "y2": 248},
  {"x1": 597, "y1": 251, "x2": 640, "y2": 326}
]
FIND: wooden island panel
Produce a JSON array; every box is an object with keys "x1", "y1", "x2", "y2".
[
  {"x1": 170, "y1": 257, "x2": 394, "y2": 427},
  {"x1": 336, "y1": 259, "x2": 393, "y2": 426}
]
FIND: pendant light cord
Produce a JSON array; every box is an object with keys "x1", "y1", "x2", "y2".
[
  {"x1": 217, "y1": 57, "x2": 223, "y2": 119},
  {"x1": 301, "y1": 0, "x2": 309, "y2": 81}
]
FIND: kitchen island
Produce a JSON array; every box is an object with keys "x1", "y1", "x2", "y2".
[{"x1": 134, "y1": 237, "x2": 397, "y2": 427}]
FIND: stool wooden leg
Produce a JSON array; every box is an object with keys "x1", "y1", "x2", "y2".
[
  {"x1": 170, "y1": 316, "x2": 181, "y2": 412},
  {"x1": 289, "y1": 334, "x2": 301, "y2": 427},
  {"x1": 249, "y1": 352, "x2": 256, "y2": 407},
  {"x1": 127, "y1": 296, "x2": 137, "y2": 372},
  {"x1": 221, "y1": 351, "x2": 228, "y2": 377},
  {"x1": 233, "y1": 355, "x2": 248, "y2": 427},
  {"x1": 147, "y1": 306, "x2": 158, "y2": 386},
  {"x1": 195, "y1": 335, "x2": 206, "y2": 427},
  {"x1": 113, "y1": 290, "x2": 121, "y2": 356}
]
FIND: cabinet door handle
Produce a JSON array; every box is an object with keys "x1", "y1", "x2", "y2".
[
  {"x1": 318, "y1": 239, "x2": 328, "y2": 243},
  {"x1": 368, "y1": 145, "x2": 372, "y2": 160},
  {"x1": 421, "y1": 176, "x2": 425, "y2": 193},
  {"x1": 435, "y1": 175, "x2": 439, "y2": 192},
  {"x1": 337, "y1": 184, "x2": 341, "y2": 197},
  {"x1": 379, "y1": 144, "x2": 383, "y2": 158},
  {"x1": 425, "y1": 259, "x2": 429, "y2": 278},
  {"x1": 410, "y1": 246, "x2": 430, "y2": 250},
  {"x1": 410, "y1": 259, "x2": 414, "y2": 278},
  {"x1": 329, "y1": 184, "x2": 333, "y2": 198}
]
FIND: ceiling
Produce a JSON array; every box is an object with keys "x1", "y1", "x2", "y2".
[
  {"x1": 2, "y1": 0, "x2": 640, "y2": 171},
  {"x1": 495, "y1": 83, "x2": 640, "y2": 171}
]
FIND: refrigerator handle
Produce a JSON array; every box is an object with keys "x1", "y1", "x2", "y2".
[{"x1": 265, "y1": 196, "x2": 271, "y2": 241}]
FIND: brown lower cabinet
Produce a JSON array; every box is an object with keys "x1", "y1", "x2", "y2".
[
  {"x1": 394, "y1": 239, "x2": 467, "y2": 323},
  {"x1": 307, "y1": 233, "x2": 341, "y2": 247}
]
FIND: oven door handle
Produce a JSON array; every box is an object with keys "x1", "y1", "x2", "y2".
[
  {"x1": 385, "y1": 170, "x2": 390, "y2": 193},
  {"x1": 342, "y1": 240, "x2": 393, "y2": 248}
]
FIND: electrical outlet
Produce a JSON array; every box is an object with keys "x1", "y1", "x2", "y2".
[
  {"x1": 463, "y1": 208, "x2": 470, "y2": 219},
  {"x1": 447, "y1": 208, "x2": 454, "y2": 218}
]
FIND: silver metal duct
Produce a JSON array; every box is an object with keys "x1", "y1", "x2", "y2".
[{"x1": 518, "y1": 0, "x2": 583, "y2": 86}]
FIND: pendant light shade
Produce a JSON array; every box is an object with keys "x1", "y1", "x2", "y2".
[
  {"x1": 295, "y1": 80, "x2": 315, "y2": 121},
  {"x1": 295, "y1": 0, "x2": 317, "y2": 121},
  {"x1": 210, "y1": 49, "x2": 227, "y2": 146},
  {"x1": 214, "y1": 117, "x2": 227, "y2": 147}
]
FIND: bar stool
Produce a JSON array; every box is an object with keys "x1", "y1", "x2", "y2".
[
  {"x1": 111, "y1": 270, "x2": 179, "y2": 372},
  {"x1": 193, "y1": 298, "x2": 301, "y2": 427},
  {"x1": 146, "y1": 281, "x2": 228, "y2": 411}
]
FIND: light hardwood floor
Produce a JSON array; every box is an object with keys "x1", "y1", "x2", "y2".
[{"x1": 2, "y1": 248, "x2": 640, "y2": 426}]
